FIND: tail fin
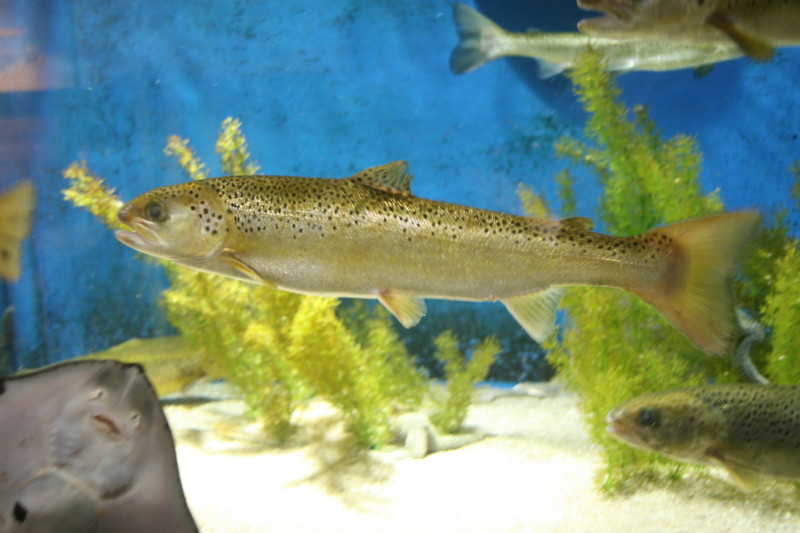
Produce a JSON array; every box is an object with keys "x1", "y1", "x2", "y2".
[
  {"x1": 450, "y1": 3, "x2": 505, "y2": 74},
  {"x1": 634, "y1": 211, "x2": 761, "y2": 357},
  {"x1": 0, "y1": 180, "x2": 35, "y2": 281}
]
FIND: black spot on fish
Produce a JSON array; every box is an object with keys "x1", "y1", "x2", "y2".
[
  {"x1": 13, "y1": 502, "x2": 27, "y2": 523},
  {"x1": 0, "y1": 379, "x2": 4, "y2": 395}
]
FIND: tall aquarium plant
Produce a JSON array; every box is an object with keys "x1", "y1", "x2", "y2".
[
  {"x1": 763, "y1": 166, "x2": 800, "y2": 384},
  {"x1": 63, "y1": 118, "x2": 427, "y2": 447},
  {"x1": 536, "y1": 50, "x2": 750, "y2": 492}
]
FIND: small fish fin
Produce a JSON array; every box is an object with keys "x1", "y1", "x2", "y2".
[
  {"x1": 348, "y1": 161, "x2": 414, "y2": 195},
  {"x1": 0, "y1": 180, "x2": 35, "y2": 282},
  {"x1": 378, "y1": 290, "x2": 426, "y2": 328},
  {"x1": 450, "y1": 3, "x2": 504, "y2": 74},
  {"x1": 560, "y1": 216, "x2": 594, "y2": 231},
  {"x1": 632, "y1": 211, "x2": 761, "y2": 357},
  {"x1": 501, "y1": 287, "x2": 563, "y2": 343},
  {"x1": 706, "y1": 13, "x2": 774, "y2": 61},
  {"x1": 218, "y1": 250, "x2": 277, "y2": 288},
  {"x1": 692, "y1": 64, "x2": 714, "y2": 78},
  {"x1": 535, "y1": 59, "x2": 566, "y2": 79},
  {"x1": 706, "y1": 448, "x2": 760, "y2": 490}
]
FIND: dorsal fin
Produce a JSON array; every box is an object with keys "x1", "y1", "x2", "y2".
[
  {"x1": 347, "y1": 161, "x2": 414, "y2": 195},
  {"x1": 561, "y1": 217, "x2": 594, "y2": 231}
]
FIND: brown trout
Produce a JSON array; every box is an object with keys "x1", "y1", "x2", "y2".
[
  {"x1": 115, "y1": 161, "x2": 760, "y2": 356},
  {"x1": 451, "y1": 3, "x2": 743, "y2": 77},
  {"x1": 0, "y1": 179, "x2": 35, "y2": 281},
  {"x1": 578, "y1": 0, "x2": 800, "y2": 60},
  {"x1": 607, "y1": 384, "x2": 800, "y2": 488}
]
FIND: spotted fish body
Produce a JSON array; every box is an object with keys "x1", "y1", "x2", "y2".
[
  {"x1": 116, "y1": 161, "x2": 760, "y2": 356},
  {"x1": 607, "y1": 384, "x2": 800, "y2": 488},
  {"x1": 578, "y1": 0, "x2": 800, "y2": 60}
]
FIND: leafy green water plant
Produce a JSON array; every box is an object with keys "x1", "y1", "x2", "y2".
[
  {"x1": 763, "y1": 167, "x2": 800, "y2": 384},
  {"x1": 63, "y1": 117, "x2": 425, "y2": 446},
  {"x1": 534, "y1": 50, "x2": 743, "y2": 492},
  {"x1": 429, "y1": 331, "x2": 499, "y2": 434}
]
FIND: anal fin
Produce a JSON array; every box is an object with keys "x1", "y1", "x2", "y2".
[
  {"x1": 501, "y1": 287, "x2": 563, "y2": 343},
  {"x1": 378, "y1": 290, "x2": 426, "y2": 328}
]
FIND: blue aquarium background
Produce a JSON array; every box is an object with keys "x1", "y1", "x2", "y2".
[{"x1": 1, "y1": 0, "x2": 798, "y2": 376}]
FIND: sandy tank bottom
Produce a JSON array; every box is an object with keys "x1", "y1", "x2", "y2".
[{"x1": 166, "y1": 387, "x2": 800, "y2": 532}]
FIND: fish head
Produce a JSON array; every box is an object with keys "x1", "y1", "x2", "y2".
[
  {"x1": 606, "y1": 390, "x2": 725, "y2": 462},
  {"x1": 115, "y1": 181, "x2": 228, "y2": 262},
  {"x1": 577, "y1": 0, "x2": 713, "y2": 38}
]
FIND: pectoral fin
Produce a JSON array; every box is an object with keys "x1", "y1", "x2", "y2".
[
  {"x1": 707, "y1": 13, "x2": 774, "y2": 61},
  {"x1": 378, "y1": 290, "x2": 426, "y2": 328},
  {"x1": 218, "y1": 250, "x2": 277, "y2": 288},
  {"x1": 501, "y1": 288, "x2": 563, "y2": 343},
  {"x1": 706, "y1": 448, "x2": 761, "y2": 490}
]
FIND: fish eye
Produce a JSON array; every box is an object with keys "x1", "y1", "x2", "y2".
[
  {"x1": 144, "y1": 199, "x2": 168, "y2": 223},
  {"x1": 637, "y1": 408, "x2": 660, "y2": 428}
]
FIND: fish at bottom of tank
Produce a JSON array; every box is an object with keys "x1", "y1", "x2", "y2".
[{"x1": 607, "y1": 384, "x2": 800, "y2": 489}]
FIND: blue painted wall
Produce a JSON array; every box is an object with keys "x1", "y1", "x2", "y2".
[{"x1": 1, "y1": 0, "x2": 797, "y2": 372}]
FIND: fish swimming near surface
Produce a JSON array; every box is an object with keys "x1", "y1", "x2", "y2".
[
  {"x1": 450, "y1": 3, "x2": 743, "y2": 77},
  {"x1": 0, "y1": 359, "x2": 198, "y2": 532},
  {"x1": 0, "y1": 180, "x2": 35, "y2": 282},
  {"x1": 607, "y1": 384, "x2": 800, "y2": 488},
  {"x1": 115, "y1": 161, "x2": 760, "y2": 357},
  {"x1": 577, "y1": 0, "x2": 800, "y2": 61}
]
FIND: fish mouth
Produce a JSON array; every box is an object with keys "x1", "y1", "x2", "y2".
[{"x1": 114, "y1": 215, "x2": 163, "y2": 254}]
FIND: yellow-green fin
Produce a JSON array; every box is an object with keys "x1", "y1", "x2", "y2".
[
  {"x1": 501, "y1": 287, "x2": 563, "y2": 343},
  {"x1": 0, "y1": 180, "x2": 35, "y2": 282},
  {"x1": 218, "y1": 250, "x2": 277, "y2": 288},
  {"x1": 377, "y1": 290, "x2": 426, "y2": 328},
  {"x1": 631, "y1": 211, "x2": 761, "y2": 357},
  {"x1": 348, "y1": 161, "x2": 414, "y2": 195},
  {"x1": 560, "y1": 217, "x2": 594, "y2": 231},
  {"x1": 706, "y1": 448, "x2": 761, "y2": 490},
  {"x1": 707, "y1": 13, "x2": 774, "y2": 61}
]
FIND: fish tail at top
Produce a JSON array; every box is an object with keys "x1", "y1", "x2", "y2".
[
  {"x1": 450, "y1": 3, "x2": 504, "y2": 74},
  {"x1": 633, "y1": 211, "x2": 762, "y2": 357}
]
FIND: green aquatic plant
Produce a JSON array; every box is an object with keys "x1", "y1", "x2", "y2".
[
  {"x1": 63, "y1": 117, "x2": 425, "y2": 446},
  {"x1": 62, "y1": 161, "x2": 125, "y2": 229},
  {"x1": 763, "y1": 238, "x2": 800, "y2": 384},
  {"x1": 535, "y1": 49, "x2": 741, "y2": 492},
  {"x1": 429, "y1": 331, "x2": 499, "y2": 434},
  {"x1": 763, "y1": 167, "x2": 800, "y2": 384}
]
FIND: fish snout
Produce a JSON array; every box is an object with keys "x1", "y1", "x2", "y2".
[{"x1": 605, "y1": 408, "x2": 632, "y2": 439}]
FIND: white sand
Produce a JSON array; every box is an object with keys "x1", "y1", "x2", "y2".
[{"x1": 172, "y1": 390, "x2": 800, "y2": 532}]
